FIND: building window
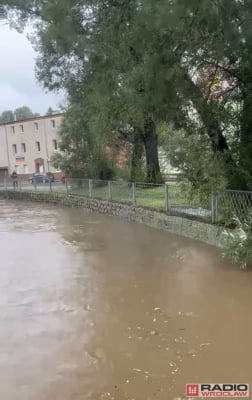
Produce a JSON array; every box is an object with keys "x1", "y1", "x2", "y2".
[
  {"x1": 11, "y1": 126, "x2": 15, "y2": 134},
  {"x1": 35, "y1": 141, "x2": 41, "y2": 152},
  {"x1": 51, "y1": 119, "x2": 56, "y2": 129},
  {"x1": 12, "y1": 144, "x2": 17, "y2": 155},
  {"x1": 23, "y1": 164, "x2": 28, "y2": 174},
  {"x1": 20, "y1": 125, "x2": 24, "y2": 133},
  {"x1": 52, "y1": 139, "x2": 58, "y2": 150},
  {"x1": 15, "y1": 165, "x2": 20, "y2": 174},
  {"x1": 21, "y1": 143, "x2": 26, "y2": 153},
  {"x1": 34, "y1": 122, "x2": 39, "y2": 131}
]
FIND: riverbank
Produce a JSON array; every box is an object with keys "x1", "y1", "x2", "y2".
[
  {"x1": 0, "y1": 189, "x2": 226, "y2": 248},
  {"x1": 1, "y1": 198, "x2": 251, "y2": 400}
]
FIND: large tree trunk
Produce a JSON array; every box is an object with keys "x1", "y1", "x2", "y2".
[
  {"x1": 182, "y1": 72, "x2": 243, "y2": 188},
  {"x1": 130, "y1": 131, "x2": 144, "y2": 182},
  {"x1": 239, "y1": 90, "x2": 252, "y2": 189},
  {"x1": 184, "y1": 73, "x2": 229, "y2": 153},
  {"x1": 142, "y1": 117, "x2": 162, "y2": 183}
]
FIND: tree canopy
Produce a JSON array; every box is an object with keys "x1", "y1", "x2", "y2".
[
  {"x1": 15, "y1": 106, "x2": 39, "y2": 120},
  {"x1": 0, "y1": 110, "x2": 15, "y2": 123},
  {"x1": 0, "y1": 106, "x2": 40, "y2": 123},
  {"x1": 1, "y1": 0, "x2": 252, "y2": 187}
]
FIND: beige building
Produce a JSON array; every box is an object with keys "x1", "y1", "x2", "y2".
[{"x1": 0, "y1": 113, "x2": 62, "y2": 179}]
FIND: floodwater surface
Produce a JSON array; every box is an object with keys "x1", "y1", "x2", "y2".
[{"x1": 0, "y1": 200, "x2": 251, "y2": 400}]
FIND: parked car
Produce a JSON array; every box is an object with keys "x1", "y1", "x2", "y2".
[
  {"x1": 28, "y1": 173, "x2": 55, "y2": 184},
  {"x1": 46, "y1": 172, "x2": 55, "y2": 182}
]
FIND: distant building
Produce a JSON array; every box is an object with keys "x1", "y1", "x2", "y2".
[
  {"x1": 0, "y1": 113, "x2": 62, "y2": 179},
  {"x1": 0, "y1": 113, "x2": 181, "y2": 181}
]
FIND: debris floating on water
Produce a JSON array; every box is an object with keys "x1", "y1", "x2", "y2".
[
  {"x1": 200, "y1": 342, "x2": 211, "y2": 348},
  {"x1": 150, "y1": 330, "x2": 159, "y2": 336}
]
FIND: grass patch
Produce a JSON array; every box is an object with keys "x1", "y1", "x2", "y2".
[{"x1": 15, "y1": 180, "x2": 211, "y2": 221}]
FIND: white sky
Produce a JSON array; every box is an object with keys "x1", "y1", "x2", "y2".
[{"x1": 0, "y1": 23, "x2": 63, "y2": 115}]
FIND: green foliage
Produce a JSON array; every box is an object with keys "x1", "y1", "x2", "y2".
[
  {"x1": 223, "y1": 215, "x2": 252, "y2": 269},
  {"x1": 159, "y1": 122, "x2": 227, "y2": 197},
  {"x1": 0, "y1": 0, "x2": 38, "y2": 32},
  {"x1": 130, "y1": 161, "x2": 146, "y2": 183},
  {"x1": 0, "y1": 110, "x2": 15, "y2": 123},
  {"x1": 30, "y1": 0, "x2": 167, "y2": 181},
  {"x1": 46, "y1": 107, "x2": 54, "y2": 116},
  {"x1": 0, "y1": 106, "x2": 40, "y2": 123},
  {"x1": 14, "y1": 106, "x2": 37, "y2": 120},
  {"x1": 2, "y1": 0, "x2": 252, "y2": 188},
  {"x1": 50, "y1": 152, "x2": 71, "y2": 175},
  {"x1": 113, "y1": 167, "x2": 131, "y2": 182},
  {"x1": 53, "y1": 103, "x2": 115, "y2": 180}
]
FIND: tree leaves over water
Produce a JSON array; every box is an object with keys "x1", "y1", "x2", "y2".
[{"x1": 1, "y1": 0, "x2": 252, "y2": 187}]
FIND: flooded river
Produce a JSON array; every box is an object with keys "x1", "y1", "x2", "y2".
[{"x1": 0, "y1": 199, "x2": 251, "y2": 400}]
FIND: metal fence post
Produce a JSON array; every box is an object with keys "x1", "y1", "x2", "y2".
[
  {"x1": 132, "y1": 182, "x2": 136, "y2": 204},
  {"x1": 108, "y1": 181, "x2": 112, "y2": 201},
  {"x1": 211, "y1": 193, "x2": 215, "y2": 223},
  {"x1": 211, "y1": 192, "x2": 218, "y2": 223},
  {"x1": 165, "y1": 183, "x2": 169, "y2": 213},
  {"x1": 65, "y1": 179, "x2": 69, "y2": 194},
  {"x1": 215, "y1": 194, "x2": 219, "y2": 222},
  {"x1": 89, "y1": 179, "x2": 92, "y2": 198}
]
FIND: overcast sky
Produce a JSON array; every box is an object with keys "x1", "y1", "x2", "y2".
[{"x1": 0, "y1": 23, "x2": 63, "y2": 115}]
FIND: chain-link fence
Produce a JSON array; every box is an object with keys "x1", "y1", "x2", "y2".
[
  {"x1": 1, "y1": 177, "x2": 251, "y2": 224},
  {"x1": 66, "y1": 178, "x2": 90, "y2": 197},
  {"x1": 215, "y1": 190, "x2": 252, "y2": 223}
]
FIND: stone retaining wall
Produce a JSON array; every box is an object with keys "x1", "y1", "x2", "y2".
[{"x1": 0, "y1": 190, "x2": 225, "y2": 247}]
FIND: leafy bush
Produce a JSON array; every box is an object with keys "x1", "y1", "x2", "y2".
[
  {"x1": 158, "y1": 123, "x2": 227, "y2": 196},
  {"x1": 223, "y1": 214, "x2": 252, "y2": 269}
]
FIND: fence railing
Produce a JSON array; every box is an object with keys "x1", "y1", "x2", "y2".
[{"x1": 1, "y1": 178, "x2": 251, "y2": 224}]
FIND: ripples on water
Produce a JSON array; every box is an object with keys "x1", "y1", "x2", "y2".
[
  {"x1": 0, "y1": 201, "x2": 57, "y2": 233},
  {"x1": 0, "y1": 199, "x2": 251, "y2": 400}
]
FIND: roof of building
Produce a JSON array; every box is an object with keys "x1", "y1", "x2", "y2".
[{"x1": 0, "y1": 112, "x2": 63, "y2": 127}]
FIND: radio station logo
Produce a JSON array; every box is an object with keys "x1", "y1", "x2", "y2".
[{"x1": 186, "y1": 383, "x2": 249, "y2": 398}]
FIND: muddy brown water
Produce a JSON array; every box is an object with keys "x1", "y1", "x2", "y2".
[{"x1": 0, "y1": 199, "x2": 251, "y2": 400}]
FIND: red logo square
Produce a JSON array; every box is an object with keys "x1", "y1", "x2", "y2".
[{"x1": 186, "y1": 384, "x2": 199, "y2": 397}]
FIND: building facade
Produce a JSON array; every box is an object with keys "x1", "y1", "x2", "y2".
[{"x1": 0, "y1": 113, "x2": 62, "y2": 179}]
